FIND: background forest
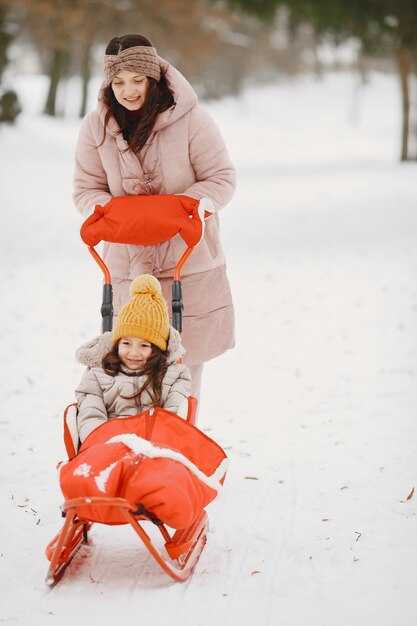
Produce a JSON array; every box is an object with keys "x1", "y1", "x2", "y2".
[{"x1": 1, "y1": 0, "x2": 417, "y2": 159}]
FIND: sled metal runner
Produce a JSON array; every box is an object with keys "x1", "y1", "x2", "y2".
[
  {"x1": 45, "y1": 497, "x2": 208, "y2": 586},
  {"x1": 45, "y1": 196, "x2": 215, "y2": 585}
]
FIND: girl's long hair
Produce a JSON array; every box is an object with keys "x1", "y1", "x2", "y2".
[
  {"x1": 102, "y1": 340, "x2": 169, "y2": 408},
  {"x1": 101, "y1": 34, "x2": 174, "y2": 153}
]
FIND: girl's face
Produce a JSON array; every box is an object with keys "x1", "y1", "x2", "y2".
[
  {"x1": 118, "y1": 336, "x2": 152, "y2": 370},
  {"x1": 111, "y1": 70, "x2": 150, "y2": 111}
]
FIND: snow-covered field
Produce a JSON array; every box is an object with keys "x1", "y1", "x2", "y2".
[{"x1": 1, "y1": 70, "x2": 416, "y2": 625}]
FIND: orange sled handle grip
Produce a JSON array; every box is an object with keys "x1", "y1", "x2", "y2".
[
  {"x1": 88, "y1": 247, "x2": 113, "y2": 333},
  {"x1": 88, "y1": 246, "x2": 111, "y2": 284}
]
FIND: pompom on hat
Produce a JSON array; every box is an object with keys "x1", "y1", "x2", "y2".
[
  {"x1": 103, "y1": 45, "x2": 161, "y2": 85},
  {"x1": 113, "y1": 275, "x2": 170, "y2": 351}
]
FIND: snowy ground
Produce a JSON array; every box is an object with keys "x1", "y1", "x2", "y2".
[{"x1": 1, "y1": 70, "x2": 416, "y2": 625}]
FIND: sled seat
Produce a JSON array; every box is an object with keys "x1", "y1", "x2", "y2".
[{"x1": 63, "y1": 396, "x2": 199, "y2": 458}]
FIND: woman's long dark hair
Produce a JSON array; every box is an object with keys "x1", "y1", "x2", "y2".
[
  {"x1": 102, "y1": 339, "x2": 169, "y2": 408},
  {"x1": 101, "y1": 34, "x2": 174, "y2": 153}
]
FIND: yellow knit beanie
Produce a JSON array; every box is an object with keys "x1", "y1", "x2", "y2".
[{"x1": 113, "y1": 275, "x2": 170, "y2": 351}]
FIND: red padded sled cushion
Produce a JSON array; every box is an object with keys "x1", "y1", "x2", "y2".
[
  {"x1": 58, "y1": 409, "x2": 227, "y2": 529},
  {"x1": 80, "y1": 194, "x2": 204, "y2": 248}
]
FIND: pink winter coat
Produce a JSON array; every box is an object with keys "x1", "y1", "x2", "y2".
[{"x1": 73, "y1": 56, "x2": 236, "y2": 365}]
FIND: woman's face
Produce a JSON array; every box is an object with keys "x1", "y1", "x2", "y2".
[
  {"x1": 118, "y1": 336, "x2": 153, "y2": 370},
  {"x1": 111, "y1": 70, "x2": 150, "y2": 111}
]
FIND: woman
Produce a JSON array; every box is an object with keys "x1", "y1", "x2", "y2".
[{"x1": 73, "y1": 34, "x2": 236, "y2": 399}]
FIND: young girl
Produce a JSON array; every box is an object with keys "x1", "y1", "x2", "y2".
[
  {"x1": 73, "y1": 33, "x2": 236, "y2": 402},
  {"x1": 75, "y1": 274, "x2": 191, "y2": 444}
]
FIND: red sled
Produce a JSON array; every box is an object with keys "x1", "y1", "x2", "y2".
[{"x1": 45, "y1": 195, "x2": 227, "y2": 585}]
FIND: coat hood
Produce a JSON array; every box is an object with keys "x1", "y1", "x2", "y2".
[
  {"x1": 75, "y1": 326, "x2": 185, "y2": 368},
  {"x1": 96, "y1": 56, "x2": 198, "y2": 136}
]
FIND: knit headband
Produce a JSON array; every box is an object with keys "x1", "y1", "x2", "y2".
[{"x1": 103, "y1": 45, "x2": 161, "y2": 85}]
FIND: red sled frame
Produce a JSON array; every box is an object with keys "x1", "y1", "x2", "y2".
[
  {"x1": 46, "y1": 197, "x2": 210, "y2": 586},
  {"x1": 46, "y1": 497, "x2": 209, "y2": 586}
]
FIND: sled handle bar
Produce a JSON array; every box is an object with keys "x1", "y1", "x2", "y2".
[
  {"x1": 88, "y1": 245, "x2": 194, "y2": 334},
  {"x1": 89, "y1": 247, "x2": 111, "y2": 284}
]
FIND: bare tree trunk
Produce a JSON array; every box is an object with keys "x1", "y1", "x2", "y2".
[
  {"x1": 0, "y1": 3, "x2": 12, "y2": 84},
  {"x1": 44, "y1": 47, "x2": 68, "y2": 116},
  {"x1": 79, "y1": 43, "x2": 91, "y2": 118},
  {"x1": 398, "y1": 48, "x2": 411, "y2": 161}
]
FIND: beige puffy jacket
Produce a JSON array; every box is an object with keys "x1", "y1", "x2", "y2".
[{"x1": 75, "y1": 328, "x2": 191, "y2": 443}]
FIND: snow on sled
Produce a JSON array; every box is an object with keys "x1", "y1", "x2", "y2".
[{"x1": 45, "y1": 195, "x2": 228, "y2": 585}]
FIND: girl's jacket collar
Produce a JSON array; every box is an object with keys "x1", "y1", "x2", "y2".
[{"x1": 75, "y1": 326, "x2": 185, "y2": 368}]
